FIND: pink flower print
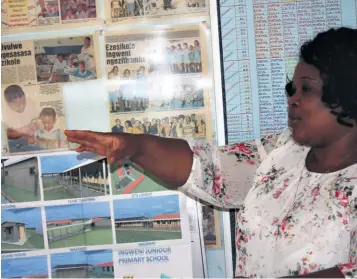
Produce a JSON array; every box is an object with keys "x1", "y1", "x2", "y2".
[
  {"x1": 241, "y1": 256, "x2": 247, "y2": 264},
  {"x1": 311, "y1": 187, "x2": 320, "y2": 198},
  {"x1": 335, "y1": 190, "x2": 344, "y2": 199},
  {"x1": 246, "y1": 159, "x2": 255, "y2": 165},
  {"x1": 228, "y1": 143, "x2": 253, "y2": 155},
  {"x1": 213, "y1": 182, "x2": 221, "y2": 196},
  {"x1": 273, "y1": 190, "x2": 282, "y2": 199},
  {"x1": 243, "y1": 235, "x2": 249, "y2": 243},
  {"x1": 343, "y1": 219, "x2": 348, "y2": 225},
  {"x1": 238, "y1": 264, "x2": 243, "y2": 271},
  {"x1": 237, "y1": 239, "x2": 242, "y2": 249},
  {"x1": 261, "y1": 176, "x2": 271, "y2": 182},
  {"x1": 272, "y1": 217, "x2": 279, "y2": 225},
  {"x1": 339, "y1": 196, "x2": 349, "y2": 207},
  {"x1": 337, "y1": 212, "x2": 343, "y2": 218},
  {"x1": 192, "y1": 145, "x2": 201, "y2": 155},
  {"x1": 299, "y1": 268, "x2": 309, "y2": 275}
]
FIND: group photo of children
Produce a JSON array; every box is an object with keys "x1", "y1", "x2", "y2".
[
  {"x1": 60, "y1": 0, "x2": 97, "y2": 21},
  {"x1": 110, "y1": 113, "x2": 206, "y2": 138},
  {"x1": 151, "y1": 84, "x2": 204, "y2": 111},
  {"x1": 109, "y1": 86, "x2": 149, "y2": 113},
  {"x1": 148, "y1": 38, "x2": 202, "y2": 75},
  {"x1": 110, "y1": 0, "x2": 205, "y2": 18},
  {"x1": 107, "y1": 64, "x2": 147, "y2": 80},
  {"x1": 35, "y1": 36, "x2": 97, "y2": 84},
  {"x1": 2, "y1": 84, "x2": 68, "y2": 154}
]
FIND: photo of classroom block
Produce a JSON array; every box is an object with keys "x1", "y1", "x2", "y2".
[
  {"x1": 1, "y1": 157, "x2": 40, "y2": 203},
  {"x1": 1, "y1": 255, "x2": 48, "y2": 279},
  {"x1": 40, "y1": 154, "x2": 109, "y2": 201},
  {"x1": 51, "y1": 249, "x2": 114, "y2": 278},
  {"x1": 1, "y1": 207, "x2": 45, "y2": 253},
  {"x1": 110, "y1": 163, "x2": 166, "y2": 195},
  {"x1": 114, "y1": 195, "x2": 182, "y2": 244},
  {"x1": 45, "y1": 202, "x2": 112, "y2": 249}
]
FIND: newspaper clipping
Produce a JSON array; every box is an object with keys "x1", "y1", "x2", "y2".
[
  {"x1": 105, "y1": 0, "x2": 206, "y2": 23},
  {"x1": 35, "y1": 35, "x2": 98, "y2": 84},
  {"x1": 105, "y1": 26, "x2": 212, "y2": 142},
  {"x1": 1, "y1": 35, "x2": 97, "y2": 155},
  {"x1": 1, "y1": 0, "x2": 98, "y2": 34}
]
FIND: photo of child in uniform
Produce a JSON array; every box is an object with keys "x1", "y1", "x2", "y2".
[
  {"x1": 31, "y1": 107, "x2": 67, "y2": 150},
  {"x1": 2, "y1": 85, "x2": 68, "y2": 153}
]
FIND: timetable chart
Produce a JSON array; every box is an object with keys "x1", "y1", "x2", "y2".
[{"x1": 219, "y1": 0, "x2": 357, "y2": 143}]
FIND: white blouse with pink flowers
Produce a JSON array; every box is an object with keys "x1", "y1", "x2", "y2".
[{"x1": 180, "y1": 131, "x2": 357, "y2": 278}]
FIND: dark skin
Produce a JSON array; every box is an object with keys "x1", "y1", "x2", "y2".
[{"x1": 65, "y1": 62, "x2": 357, "y2": 278}]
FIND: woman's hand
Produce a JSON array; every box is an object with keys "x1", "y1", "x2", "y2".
[{"x1": 65, "y1": 130, "x2": 137, "y2": 164}]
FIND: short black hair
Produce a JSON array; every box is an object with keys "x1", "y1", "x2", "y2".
[
  {"x1": 85, "y1": 37, "x2": 91, "y2": 41},
  {"x1": 57, "y1": 53, "x2": 63, "y2": 58},
  {"x1": 40, "y1": 107, "x2": 56, "y2": 119},
  {"x1": 4, "y1": 85, "x2": 25, "y2": 103},
  {"x1": 299, "y1": 27, "x2": 357, "y2": 127}
]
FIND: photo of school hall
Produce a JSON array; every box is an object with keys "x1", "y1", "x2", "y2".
[
  {"x1": 1, "y1": 157, "x2": 40, "y2": 203},
  {"x1": 1, "y1": 255, "x2": 48, "y2": 279},
  {"x1": 45, "y1": 202, "x2": 112, "y2": 249},
  {"x1": 1, "y1": 207, "x2": 45, "y2": 253},
  {"x1": 111, "y1": 163, "x2": 166, "y2": 195},
  {"x1": 40, "y1": 153, "x2": 109, "y2": 201},
  {"x1": 114, "y1": 195, "x2": 182, "y2": 244},
  {"x1": 51, "y1": 250, "x2": 114, "y2": 278}
]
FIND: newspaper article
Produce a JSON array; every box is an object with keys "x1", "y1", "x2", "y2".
[
  {"x1": 1, "y1": 84, "x2": 68, "y2": 155},
  {"x1": 1, "y1": 35, "x2": 97, "y2": 155},
  {"x1": 35, "y1": 35, "x2": 98, "y2": 84},
  {"x1": 104, "y1": 0, "x2": 206, "y2": 23},
  {"x1": 105, "y1": 28, "x2": 207, "y2": 79},
  {"x1": 1, "y1": 0, "x2": 99, "y2": 34},
  {"x1": 105, "y1": 26, "x2": 212, "y2": 142}
]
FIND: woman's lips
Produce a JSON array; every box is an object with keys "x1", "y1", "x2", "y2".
[{"x1": 288, "y1": 112, "x2": 301, "y2": 127}]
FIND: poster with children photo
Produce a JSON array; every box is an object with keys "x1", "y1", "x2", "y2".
[
  {"x1": 34, "y1": 35, "x2": 97, "y2": 84},
  {"x1": 1, "y1": 84, "x2": 69, "y2": 155},
  {"x1": 109, "y1": 112, "x2": 206, "y2": 139}
]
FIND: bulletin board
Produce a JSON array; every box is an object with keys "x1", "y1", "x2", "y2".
[{"x1": 0, "y1": 1, "x2": 218, "y2": 278}]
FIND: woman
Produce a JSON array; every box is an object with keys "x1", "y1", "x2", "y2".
[
  {"x1": 65, "y1": 28, "x2": 357, "y2": 278},
  {"x1": 108, "y1": 66, "x2": 119, "y2": 79}
]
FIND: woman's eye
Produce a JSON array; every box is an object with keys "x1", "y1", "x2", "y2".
[{"x1": 302, "y1": 85, "x2": 312, "y2": 93}]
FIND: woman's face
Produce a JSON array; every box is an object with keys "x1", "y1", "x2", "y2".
[
  {"x1": 288, "y1": 62, "x2": 349, "y2": 147},
  {"x1": 114, "y1": 67, "x2": 119, "y2": 74}
]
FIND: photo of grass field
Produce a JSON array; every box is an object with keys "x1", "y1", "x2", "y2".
[
  {"x1": 45, "y1": 202, "x2": 113, "y2": 249},
  {"x1": 111, "y1": 163, "x2": 166, "y2": 195}
]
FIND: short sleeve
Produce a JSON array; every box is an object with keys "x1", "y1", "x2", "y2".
[
  {"x1": 338, "y1": 182, "x2": 357, "y2": 278},
  {"x1": 179, "y1": 133, "x2": 282, "y2": 209}
]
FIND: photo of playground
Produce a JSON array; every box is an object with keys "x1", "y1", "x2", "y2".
[
  {"x1": 1, "y1": 255, "x2": 48, "y2": 279},
  {"x1": 1, "y1": 207, "x2": 45, "y2": 253},
  {"x1": 40, "y1": 154, "x2": 109, "y2": 201},
  {"x1": 111, "y1": 163, "x2": 166, "y2": 195},
  {"x1": 114, "y1": 195, "x2": 182, "y2": 244},
  {"x1": 45, "y1": 202, "x2": 113, "y2": 249},
  {"x1": 1, "y1": 157, "x2": 41, "y2": 203},
  {"x1": 51, "y1": 249, "x2": 114, "y2": 278}
]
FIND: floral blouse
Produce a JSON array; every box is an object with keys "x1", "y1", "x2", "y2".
[{"x1": 179, "y1": 131, "x2": 357, "y2": 278}]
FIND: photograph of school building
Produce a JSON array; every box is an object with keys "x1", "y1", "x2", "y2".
[
  {"x1": 40, "y1": 153, "x2": 109, "y2": 201},
  {"x1": 51, "y1": 250, "x2": 114, "y2": 278},
  {"x1": 45, "y1": 202, "x2": 113, "y2": 249},
  {"x1": 114, "y1": 195, "x2": 182, "y2": 244},
  {"x1": 1, "y1": 157, "x2": 40, "y2": 203},
  {"x1": 1, "y1": 207, "x2": 45, "y2": 253},
  {"x1": 111, "y1": 163, "x2": 166, "y2": 195},
  {"x1": 1, "y1": 255, "x2": 48, "y2": 279}
]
